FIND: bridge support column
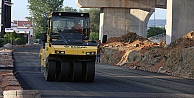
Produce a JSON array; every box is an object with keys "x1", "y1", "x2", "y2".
[
  {"x1": 166, "y1": 0, "x2": 194, "y2": 45},
  {"x1": 99, "y1": 8, "x2": 130, "y2": 40},
  {"x1": 130, "y1": 9, "x2": 154, "y2": 38}
]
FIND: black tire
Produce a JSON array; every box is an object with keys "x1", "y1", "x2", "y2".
[
  {"x1": 44, "y1": 60, "x2": 56, "y2": 81},
  {"x1": 84, "y1": 62, "x2": 95, "y2": 82},
  {"x1": 72, "y1": 62, "x2": 83, "y2": 82},
  {"x1": 59, "y1": 62, "x2": 70, "y2": 81}
]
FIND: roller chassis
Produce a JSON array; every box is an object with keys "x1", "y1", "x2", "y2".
[{"x1": 43, "y1": 54, "x2": 96, "y2": 82}]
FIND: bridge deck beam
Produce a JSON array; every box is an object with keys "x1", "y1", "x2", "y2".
[
  {"x1": 77, "y1": 0, "x2": 165, "y2": 41},
  {"x1": 76, "y1": 0, "x2": 156, "y2": 9},
  {"x1": 99, "y1": 8, "x2": 154, "y2": 40}
]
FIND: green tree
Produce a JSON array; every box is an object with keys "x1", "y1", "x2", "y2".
[
  {"x1": 9, "y1": 32, "x2": 17, "y2": 44},
  {"x1": 15, "y1": 38, "x2": 21, "y2": 45},
  {"x1": 3, "y1": 32, "x2": 17, "y2": 44},
  {"x1": 0, "y1": 37, "x2": 3, "y2": 47},
  {"x1": 147, "y1": 27, "x2": 166, "y2": 38},
  {"x1": 3, "y1": 33, "x2": 8, "y2": 44},
  {"x1": 13, "y1": 33, "x2": 27, "y2": 45},
  {"x1": 35, "y1": 32, "x2": 42, "y2": 39},
  {"x1": 83, "y1": 8, "x2": 100, "y2": 33},
  {"x1": 63, "y1": 6, "x2": 77, "y2": 12},
  {"x1": 90, "y1": 32, "x2": 99, "y2": 41},
  {"x1": 27, "y1": 0, "x2": 64, "y2": 36},
  {"x1": 18, "y1": 33, "x2": 27, "y2": 45}
]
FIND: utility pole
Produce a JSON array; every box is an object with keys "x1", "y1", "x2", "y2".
[
  {"x1": 154, "y1": 8, "x2": 156, "y2": 27},
  {"x1": 1, "y1": 0, "x2": 13, "y2": 38}
]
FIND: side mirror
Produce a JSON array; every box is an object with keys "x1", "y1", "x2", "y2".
[
  {"x1": 41, "y1": 33, "x2": 47, "y2": 41},
  {"x1": 102, "y1": 35, "x2": 107, "y2": 43},
  {"x1": 46, "y1": 19, "x2": 50, "y2": 28}
]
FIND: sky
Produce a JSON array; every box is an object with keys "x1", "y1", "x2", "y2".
[{"x1": 11, "y1": 0, "x2": 167, "y2": 20}]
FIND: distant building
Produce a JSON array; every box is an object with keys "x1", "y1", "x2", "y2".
[
  {"x1": 11, "y1": 20, "x2": 33, "y2": 36},
  {"x1": 11, "y1": 20, "x2": 34, "y2": 44}
]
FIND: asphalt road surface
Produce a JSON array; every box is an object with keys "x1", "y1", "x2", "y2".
[{"x1": 13, "y1": 46, "x2": 194, "y2": 98}]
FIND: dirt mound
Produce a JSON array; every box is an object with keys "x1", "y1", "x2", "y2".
[
  {"x1": 183, "y1": 31, "x2": 194, "y2": 39},
  {"x1": 101, "y1": 31, "x2": 194, "y2": 79},
  {"x1": 169, "y1": 31, "x2": 194, "y2": 49},
  {"x1": 101, "y1": 32, "x2": 160, "y2": 66},
  {"x1": 106, "y1": 32, "x2": 148, "y2": 44},
  {"x1": 120, "y1": 32, "x2": 147, "y2": 43},
  {"x1": 106, "y1": 37, "x2": 120, "y2": 44}
]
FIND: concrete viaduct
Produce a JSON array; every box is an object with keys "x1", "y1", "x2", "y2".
[{"x1": 76, "y1": 0, "x2": 194, "y2": 45}]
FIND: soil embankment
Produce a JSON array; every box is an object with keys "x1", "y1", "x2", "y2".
[{"x1": 101, "y1": 32, "x2": 194, "y2": 79}]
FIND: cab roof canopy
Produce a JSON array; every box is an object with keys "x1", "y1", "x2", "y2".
[{"x1": 51, "y1": 12, "x2": 89, "y2": 17}]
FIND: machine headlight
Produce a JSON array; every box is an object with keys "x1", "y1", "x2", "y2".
[
  {"x1": 86, "y1": 52, "x2": 96, "y2": 55},
  {"x1": 55, "y1": 51, "x2": 65, "y2": 54},
  {"x1": 86, "y1": 52, "x2": 90, "y2": 55}
]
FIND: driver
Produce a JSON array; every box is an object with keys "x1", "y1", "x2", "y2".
[
  {"x1": 73, "y1": 20, "x2": 83, "y2": 34},
  {"x1": 73, "y1": 20, "x2": 82, "y2": 30}
]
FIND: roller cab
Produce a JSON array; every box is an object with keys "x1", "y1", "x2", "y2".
[{"x1": 40, "y1": 12, "x2": 98, "y2": 82}]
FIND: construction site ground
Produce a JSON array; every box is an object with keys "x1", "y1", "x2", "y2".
[
  {"x1": 0, "y1": 44, "x2": 40, "y2": 97},
  {"x1": 0, "y1": 31, "x2": 194, "y2": 96},
  {"x1": 100, "y1": 31, "x2": 194, "y2": 80},
  {"x1": 10, "y1": 45, "x2": 194, "y2": 98}
]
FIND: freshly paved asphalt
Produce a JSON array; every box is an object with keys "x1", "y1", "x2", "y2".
[{"x1": 13, "y1": 46, "x2": 194, "y2": 98}]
